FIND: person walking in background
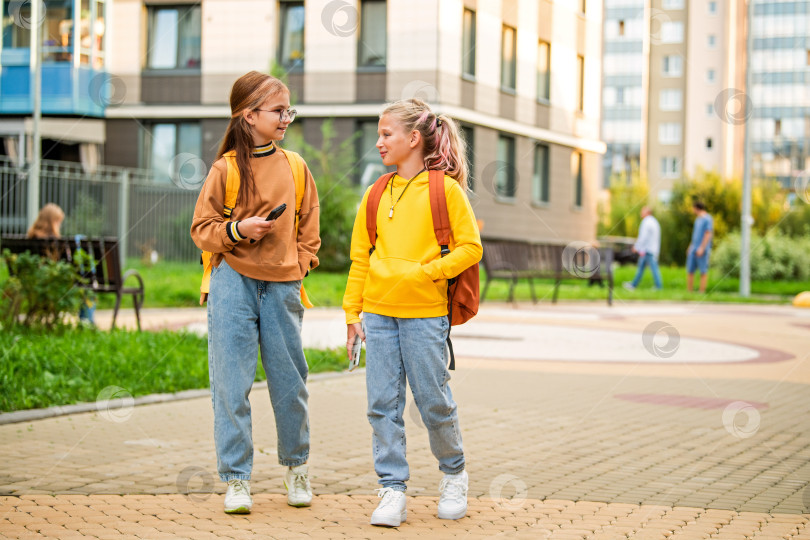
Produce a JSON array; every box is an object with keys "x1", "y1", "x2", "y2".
[
  {"x1": 26, "y1": 203, "x2": 64, "y2": 239},
  {"x1": 190, "y1": 71, "x2": 320, "y2": 515},
  {"x1": 687, "y1": 200, "x2": 713, "y2": 293},
  {"x1": 623, "y1": 206, "x2": 662, "y2": 291},
  {"x1": 343, "y1": 99, "x2": 482, "y2": 527}
]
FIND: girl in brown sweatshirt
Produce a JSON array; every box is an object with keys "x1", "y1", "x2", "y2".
[{"x1": 190, "y1": 71, "x2": 320, "y2": 515}]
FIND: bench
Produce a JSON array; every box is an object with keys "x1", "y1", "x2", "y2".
[
  {"x1": 0, "y1": 235, "x2": 145, "y2": 330},
  {"x1": 480, "y1": 238, "x2": 614, "y2": 305}
]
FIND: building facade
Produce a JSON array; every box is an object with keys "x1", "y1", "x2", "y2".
[
  {"x1": 749, "y1": 0, "x2": 810, "y2": 195},
  {"x1": 601, "y1": 0, "x2": 748, "y2": 201},
  {"x1": 102, "y1": 0, "x2": 605, "y2": 244}
]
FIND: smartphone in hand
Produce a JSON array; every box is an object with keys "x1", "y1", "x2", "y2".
[
  {"x1": 250, "y1": 203, "x2": 287, "y2": 243},
  {"x1": 349, "y1": 332, "x2": 362, "y2": 371},
  {"x1": 265, "y1": 203, "x2": 287, "y2": 221}
]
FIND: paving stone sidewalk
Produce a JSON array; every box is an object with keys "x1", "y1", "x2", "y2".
[{"x1": 1, "y1": 303, "x2": 809, "y2": 538}]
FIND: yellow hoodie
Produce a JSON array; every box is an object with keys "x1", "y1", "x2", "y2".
[{"x1": 343, "y1": 171, "x2": 482, "y2": 324}]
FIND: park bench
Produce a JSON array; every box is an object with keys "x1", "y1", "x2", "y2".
[
  {"x1": 0, "y1": 235, "x2": 144, "y2": 330},
  {"x1": 480, "y1": 237, "x2": 614, "y2": 305}
]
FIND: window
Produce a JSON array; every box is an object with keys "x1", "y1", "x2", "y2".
[
  {"x1": 707, "y1": 103, "x2": 714, "y2": 116},
  {"x1": 706, "y1": 138, "x2": 713, "y2": 149},
  {"x1": 616, "y1": 87, "x2": 625, "y2": 105},
  {"x1": 660, "y1": 157, "x2": 680, "y2": 178},
  {"x1": 571, "y1": 151, "x2": 583, "y2": 208},
  {"x1": 537, "y1": 41, "x2": 550, "y2": 101},
  {"x1": 279, "y1": 1, "x2": 305, "y2": 70},
  {"x1": 661, "y1": 22, "x2": 683, "y2": 43},
  {"x1": 358, "y1": 0, "x2": 386, "y2": 68},
  {"x1": 708, "y1": 34, "x2": 716, "y2": 48},
  {"x1": 461, "y1": 125, "x2": 475, "y2": 190},
  {"x1": 663, "y1": 0, "x2": 684, "y2": 9},
  {"x1": 495, "y1": 135, "x2": 516, "y2": 198},
  {"x1": 618, "y1": 20, "x2": 625, "y2": 36},
  {"x1": 501, "y1": 25, "x2": 517, "y2": 91},
  {"x1": 147, "y1": 5, "x2": 201, "y2": 70},
  {"x1": 533, "y1": 144, "x2": 550, "y2": 204},
  {"x1": 662, "y1": 55, "x2": 683, "y2": 76},
  {"x1": 707, "y1": 69, "x2": 716, "y2": 83},
  {"x1": 659, "y1": 89, "x2": 683, "y2": 111},
  {"x1": 147, "y1": 123, "x2": 202, "y2": 183},
  {"x1": 775, "y1": 119, "x2": 782, "y2": 136},
  {"x1": 462, "y1": 9, "x2": 476, "y2": 77},
  {"x1": 576, "y1": 55, "x2": 585, "y2": 112},
  {"x1": 659, "y1": 123, "x2": 682, "y2": 145},
  {"x1": 708, "y1": 1, "x2": 717, "y2": 14},
  {"x1": 357, "y1": 121, "x2": 387, "y2": 186}
]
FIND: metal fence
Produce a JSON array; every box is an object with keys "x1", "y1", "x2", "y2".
[{"x1": 0, "y1": 157, "x2": 201, "y2": 262}]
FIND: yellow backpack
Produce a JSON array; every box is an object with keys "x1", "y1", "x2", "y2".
[{"x1": 200, "y1": 148, "x2": 313, "y2": 308}]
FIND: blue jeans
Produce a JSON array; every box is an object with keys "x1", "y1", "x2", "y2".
[
  {"x1": 631, "y1": 253, "x2": 663, "y2": 289},
  {"x1": 364, "y1": 313, "x2": 465, "y2": 492},
  {"x1": 207, "y1": 259, "x2": 309, "y2": 481}
]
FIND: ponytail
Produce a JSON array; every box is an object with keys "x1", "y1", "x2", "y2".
[{"x1": 382, "y1": 99, "x2": 469, "y2": 190}]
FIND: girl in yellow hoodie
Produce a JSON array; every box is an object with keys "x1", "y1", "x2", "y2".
[{"x1": 343, "y1": 99, "x2": 482, "y2": 527}]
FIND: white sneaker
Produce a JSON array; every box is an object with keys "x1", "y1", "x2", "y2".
[
  {"x1": 284, "y1": 464, "x2": 312, "y2": 507},
  {"x1": 224, "y1": 479, "x2": 252, "y2": 514},
  {"x1": 370, "y1": 487, "x2": 407, "y2": 527},
  {"x1": 438, "y1": 470, "x2": 468, "y2": 520},
  {"x1": 622, "y1": 282, "x2": 636, "y2": 291}
]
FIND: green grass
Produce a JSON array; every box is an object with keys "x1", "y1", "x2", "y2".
[
  {"x1": 108, "y1": 259, "x2": 806, "y2": 308},
  {"x1": 0, "y1": 327, "x2": 361, "y2": 413},
  {"x1": 483, "y1": 264, "x2": 810, "y2": 304},
  {"x1": 5, "y1": 257, "x2": 807, "y2": 312}
]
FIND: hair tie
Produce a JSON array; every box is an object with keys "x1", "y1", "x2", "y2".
[{"x1": 437, "y1": 118, "x2": 443, "y2": 127}]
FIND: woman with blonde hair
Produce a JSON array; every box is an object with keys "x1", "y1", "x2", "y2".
[{"x1": 26, "y1": 203, "x2": 64, "y2": 238}]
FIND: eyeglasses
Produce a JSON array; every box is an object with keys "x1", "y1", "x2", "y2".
[{"x1": 255, "y1": 108, "x2": 297, "y2": 123}]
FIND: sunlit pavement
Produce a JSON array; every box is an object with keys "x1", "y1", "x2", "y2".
[{"x1": 2, "y1": 302, "x2": 809, "y2": 538}]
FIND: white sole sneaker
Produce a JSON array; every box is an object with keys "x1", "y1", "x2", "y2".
[
  {"x1": 438, "y1": 506, "x2": 466, "y2": 520},
  {"x1": 371, "y1": 509, "x2": 407, "y2": 527}
]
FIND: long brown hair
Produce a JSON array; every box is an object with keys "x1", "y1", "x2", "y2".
[
  {"x1": 216, "y1": 71, "x2": 289, "y2": 206},
  {"x1": 27, "y1": 203, "x2": 64, "y2": 238},
  {"x1": 381, "y1": 99, "x2": 469, "y2": 190}
]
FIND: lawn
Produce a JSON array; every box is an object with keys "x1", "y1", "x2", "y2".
[
  {"x1": 0, "y1": 327, "x2": 360, "y2": 412},
  {"x1": 99, "y1": 259, "x2": 807, "y2": 309}
]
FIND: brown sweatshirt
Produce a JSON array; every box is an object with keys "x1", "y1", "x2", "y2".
[{"x1": 190, "y1": 147, "x2": 320, "y2": 282}]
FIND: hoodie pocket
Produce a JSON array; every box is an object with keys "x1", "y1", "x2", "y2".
[{"x1": 364, "y1": 256, "x2": 444, "y2": 307}]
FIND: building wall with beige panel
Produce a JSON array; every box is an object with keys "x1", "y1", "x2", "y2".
[{"x1": 105, "y1": 0, "x2": 606, "y2": 245}]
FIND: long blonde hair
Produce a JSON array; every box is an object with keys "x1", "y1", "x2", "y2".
[
  {"x1": 381, "y1": 99, "x2": 469, "y2": 190},
  {"x1": 27, "y1": 203, "x2": 64, "y2": 238},
  {"x1": 217, "y1": 71, "x2": 289, "y2": 206}
]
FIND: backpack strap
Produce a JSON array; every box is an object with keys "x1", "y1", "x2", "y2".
[
  {"x1": 366, "y1": 172, "x2": 396, "y2": 254},
  {"x1": 200, "y1": 151, "x2": 241, "y2": 300},
  {"x1": 427, "y1": 170, "x2": 458, "y2": 370}
]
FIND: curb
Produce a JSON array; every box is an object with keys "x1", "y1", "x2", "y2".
[{"x1": 0, "y1": 369, "x2": 363, "y2": 426}]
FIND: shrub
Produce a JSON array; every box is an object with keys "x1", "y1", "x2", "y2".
[
  {"x1": 712, "y1": 231, "x2": 810, "y2": 281},
  {"x1": 0, "y1": 250, "x2": 86, "y2": 329},
  {"x1": 285, "y1": 119, "x2": 360, "y2": 271}
]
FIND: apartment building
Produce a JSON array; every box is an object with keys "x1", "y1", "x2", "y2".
[
  {"x1": 749, "y1": 0, "x2": 810, "y2": 193},
  {"x1": 101, "y1": 0, "x2": 605, "y2": 244},
  {"x1": 601, "y1": 0, "x2": 747, "y2": 200}
]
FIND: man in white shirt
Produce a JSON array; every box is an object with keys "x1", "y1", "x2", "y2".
[{"x1": 623, "y1": 206, "x2": 663, "y2": 290}]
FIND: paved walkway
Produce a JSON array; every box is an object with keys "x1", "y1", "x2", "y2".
[{"x1": 1, "y1": 302, "x2": 810, "y2": 538}]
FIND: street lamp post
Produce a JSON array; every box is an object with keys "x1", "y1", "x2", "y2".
[
  {"x1": 27, "y1": 0, "x2": 43, "y2": 229},
  {"x1": 740, "y1": 0, "x2": 754, "y2": 297}
]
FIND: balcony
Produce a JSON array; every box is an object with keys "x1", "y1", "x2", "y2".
[{"x1": 0, "y1": 48, "x2": 107, "y2": 117}]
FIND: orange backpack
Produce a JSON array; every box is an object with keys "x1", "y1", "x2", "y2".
[{"x1": 366, "y1": 170, "x2": 480, "y2": 369}]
